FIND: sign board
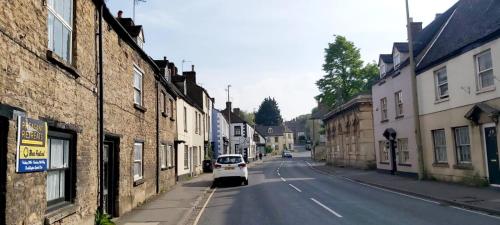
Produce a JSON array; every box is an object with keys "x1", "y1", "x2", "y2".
[{"x1": 16, "y1": 116, "x2": 48, "y2": 173}]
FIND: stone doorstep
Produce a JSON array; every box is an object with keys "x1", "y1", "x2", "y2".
[{"x1": 311, "y1": 166, "x2": 500, "y2": 216}]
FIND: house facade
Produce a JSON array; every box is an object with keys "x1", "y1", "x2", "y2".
[
  {"x1": 323, "y1": 95, "x2": 375, "y2": 169},
  {"x1": 416, "y1": 0, "x2": 500, "y2": 185},
  {"x1": 255, "y1": 125, "x2": 295, "y2": 154},
  {"x1": 222, "y1": 102, "x2": 257, "y2": 161},
  {"x1": 212, "y1": 108, "x2": 230, "y2": 159}
]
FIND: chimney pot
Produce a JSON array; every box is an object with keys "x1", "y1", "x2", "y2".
[
  {"x1": 191, "y1": 65, "x2": 195, "y2": 72},
  {"x1": 163, "y1": 56, "x2": 167, "y2": 60},
  {"x1": 117, "y1": 10, "x2": 123, "y2": 18}
]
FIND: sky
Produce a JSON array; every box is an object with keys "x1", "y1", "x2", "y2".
[{"x1": 106, "y1": 0, "x2": 458, "y2": 120}]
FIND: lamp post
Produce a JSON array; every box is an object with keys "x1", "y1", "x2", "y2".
[{"x1": 226, "y1": 85, "x2": 231, "y2": 154}]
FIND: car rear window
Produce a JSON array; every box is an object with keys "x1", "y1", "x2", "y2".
[{"x1": 217, "y1": 156, "x2": 242, "y2": 164}]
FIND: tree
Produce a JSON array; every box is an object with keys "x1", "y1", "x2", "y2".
[
  {"x1": 255, "y1": 97, "x2": 283, "y2": 126},
  {"x1": 238, "y1": 110, "x2": 255, "y2": 126},
  {"x1": 315, "y1": 35, "x2": 378, "y2": 107}
]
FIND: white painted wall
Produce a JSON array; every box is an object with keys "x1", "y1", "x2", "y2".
[{"x1": 176, "y1": 98, "x2": 205, "y2": 177}]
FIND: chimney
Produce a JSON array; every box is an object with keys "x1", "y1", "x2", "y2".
[
  {"x1": 191, "y1": 65, "x2": 195, "y2": 72},
  {"x1": 410, "y1": 21, "x2": 422, "y2": 40},
  {"x1": 183, "y1": 65, "x2": 196, "y2": 83},
  {"x1": 226, "y1": 102, "x2": 232, "y2": 112},
  {"x1": 163, "y1": 56, "x2": 167, "y2": 61},
  {"x1": 117, "y1": 10, "x2": 123, "y2": 18},
  {"x1": 233, "y1": 108, "x2": 240, "y2": 115}
]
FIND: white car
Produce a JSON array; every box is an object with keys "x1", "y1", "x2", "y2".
[{"x1": 213, "y1": 154, "x2": 249, "y2": 186}]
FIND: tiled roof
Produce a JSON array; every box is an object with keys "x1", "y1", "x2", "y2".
[
  {"x1": 394, "y1": 42, "x2": 409, "y2": 53},
  {"x1": 255, "y1": 125, "x2": 289, "y2": 137},
  {"x1": 379, "y1": 54, "x2": 393, "y2": 64}
]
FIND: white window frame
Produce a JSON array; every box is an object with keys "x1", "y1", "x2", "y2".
[
  {"x1": 476, "y1": 50, "x2": 494, "y2": 90},
  {"x1": 397, "y1": 138, "x2": 409, "y2": 164},
  {"x1": 160, "y1": 144, "x2": 167, "y2": 169},
  {"x1": 395, "y1": 91, "x2": 403, "y2": 117},
  {"x1": 133, "y1": 142, "x2": 143, "y2": 181},
  {"x1": 379, "y1": 140, "x2": 389, "y2": 162},
  {"x1": 47, "y1": 0, "x2": 73, "y2": 63},
  {"x1": 184, "y1": 146, "x2": 189, "y2": 169},
  {"x1": 432, "y1": 129, "x2": 447, "y2": 163},
  {"x1": 167, "y1": 145, "x2": 174, "y2": 168},
  {"x1": 454, "y1": 126, "x2": 471, "y2": 164},
  {"x1": 393, "y1": 51, "x2": 401, "y2": 67},
  {"x1": 434, "y1": 67, "x2": 449, "y2": 100},
  {"x1": 380, "y1": 98, "x2": 388, "y2": 121},
  {"x1": 380, "y1": 63, "x2": 386, "y2": 76},
  {"x1": 133, "y1": 66, "x2": 144, "y2": 106}
]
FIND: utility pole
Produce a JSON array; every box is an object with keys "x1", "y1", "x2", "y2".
[
  {"x1": 133, "y1": 0, "x2": 146, "y2": 22},
  {"x1": 226, "y1": 85, "x2": 231, "y2": 154},
  {"x1": 406, "y1": 0, "x2": 425, "y2": 180}
]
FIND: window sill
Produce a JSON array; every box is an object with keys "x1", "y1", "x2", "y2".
[
  {"x1": 380, "y1": 119, "x2": 389, "y2": 123},
  {"x1": 134, "y1": 103, "x2": 147, "y2": 113},
  {"x1": 432, "y1": 162, "x2": 449, "y2": 168},
  {"x1": 46, "y1": 50, "x2": 80, "y2": 79},
  {"x1": 161, "y1": 112, "x2": 168, "y2": 117},
  {"x1": 170, "y1": 118, "x2": 176, "y2": 122},
  {"x1": 434, "y1": 97, "x2": 449, "y2": 104},
  {"x1": 45, "y1": 203, "x2": 77, "y2": 224},
  {"x1": 133, "y1": 179, "x2": 144, "y2": 186},
  {"x1": 476, "y1": 87, "x2": 496, "y2": 95},
  {"x1": 398, "y1": 163, "x2": 412, "y2": 167},
  {"x1": 453, "y1": 163, "x2": 473, "y2": 170},
  {"x1": 395, "y1": 115, "x2": 404, "y2": 120},
  {"x1": 379, "y1": 162, "x2": 390, "y2": 165}
]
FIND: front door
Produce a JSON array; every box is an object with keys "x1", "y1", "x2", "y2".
[
  {"x1": 484, "y1": 126, "x2": 500, "y2": 184},
  {"x1": 103, "y1": 141, "x2": 118, "y2": 216}
]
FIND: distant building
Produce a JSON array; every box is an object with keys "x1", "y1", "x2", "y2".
[
  {"x1": 255, "y1": 125, "x2": 294, "y2": 154},
  {"x1": 211, "y1": 108, "x2": 230, "y2": 159},
  {"x1": 221, "y1": 102, "x2": 257, "y2": 161}
]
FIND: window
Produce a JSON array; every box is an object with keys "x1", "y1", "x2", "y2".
[
  {"x1": 434, "y1": 67, "x2": 449, "y2": 100},
  {"x1": 199, "y1": 114, "x2": 202, "y2": 134},
  {"x1": 397, "y1": 138, "x2": 409, "y2": 164},
  {"x1": 184, "y1": 146, "x2": 189, "y2": 169},
  {"x1": 133, "y1": 142, "x2": 143, "y2": 181},
  {"x1": 380, "y1": 98, "x2": 388, "y2": 121},
  {"x1": 170, "y1": 99, "x2": 174, "y2": 118},
  {"x1": 199, "y1": 147, "x2": 202, "y2": 165},
  {"x1": 275, "y1": 137, "x2": 279, "y2": 142},
  {"x1": 393, "y1": 51, "x2": 400, "y2": 67},
  {"x1": 432, "y1": 129, "x2": 447, "y2": 163},
  {"x1": 379, "y1": 140, "x2": 389, "y2": 162},
  {"x1": 380, "y1": 63, "x2": 386, "y2": 76},
  {"x1": 274, "y1": 145, "x2": 278, "y2": 150},
  {"x1": 160, "y1": 144, "x2": 167, "y2": 169},
  {"x1": 46, "y1": 130, "x2": 74, "y2": 207},
  {"x1": 167, "y1": 145, "x2": 174, "y2": 168},
  {"x1": 268, "y1": 128, "x2": 273, "y2": 133},
  {"x1": 193, "y1": 146, "x2": 198, "y2": 166},
  {"x1": 184, "y1": 107, "x2": 187, "y2": 132},
  {"x1": 395, "y1": 91, "x2": 403, "y2": 117},
  {"x1": 133, "y1": 67, "x2": 143, "y2": 106},
  {"x1": 47, "y1": 0, "x2": 73, "y2": 63},
  {"x1": 234, "y1": 126, "x2": 242, "y2": 136},
  {"x1": 195, "y1": 112, "x2": 198, "y2": 134},
  {"x1": 161, "y1": 92, "x2": 167, "y2": 115},
  {"x1": 476, "y1": 50, "x2": 494, "y2": 90},
  {"x1": 454, "y1": 126, "x2": 471, "y2": 163},
  {"x1": 235, "y1": 144, "x2": 240, "y2": 153},
  {"x1": 289, "y1": 144, "x2": 292, "y2": 149}
]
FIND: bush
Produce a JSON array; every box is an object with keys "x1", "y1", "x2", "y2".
[
  {"x1": 265, "y1": 146, "x2": 273, "y2": 154},
  {"x1": 95, "y1": 210, "x2": 115, "y2": 225}
]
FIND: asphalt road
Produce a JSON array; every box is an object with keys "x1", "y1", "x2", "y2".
[{"x1": 197, "y1": 146, "x2": 500, "y2": 225}]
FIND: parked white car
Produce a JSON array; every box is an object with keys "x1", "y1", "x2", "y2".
[{"x1": 213, "y1": 154, "x2": 249, "y2": 186}]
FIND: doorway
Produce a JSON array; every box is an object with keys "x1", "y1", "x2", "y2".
[
  {"x1": 103, "y1": 137, "x2": 119, "y2": 217},
  {"x1": 483, "y1": 124, "x2": 500, "y2": 185}
]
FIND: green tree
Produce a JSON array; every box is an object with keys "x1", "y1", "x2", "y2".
[
  {"x1": 315, "y1": 35, "x2": 378, "y2": 107},
  {"x1": 255, "y1": 97, "x2": 283, "y2": 126},
  {"x1": 238, "y1": 110, "x2": 255, "y2": 126}
]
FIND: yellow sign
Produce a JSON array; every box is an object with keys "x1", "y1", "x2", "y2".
[{"x1": 16, "y1": 116, "x2": 48, "y2": 172}]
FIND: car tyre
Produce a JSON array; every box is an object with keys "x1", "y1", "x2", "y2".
[
  {"x1": 243, "y1": 178, "x2": 249, "y2": 186},
  {"x1": 213, "y1": 179, "x2": 218, "y2": 188}
]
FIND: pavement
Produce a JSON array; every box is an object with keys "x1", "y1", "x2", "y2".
[{"x1": 309, "y1": 161, "x2": 500, "y2": 216}]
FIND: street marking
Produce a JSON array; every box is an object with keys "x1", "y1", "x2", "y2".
[
  {"x1": 193, "y1": 188, "x2": 217, "y2": 225},
  {"x1": 450, "y1": 206, "x2": 500, "y2": 220},
  {"x1": 306, "y1": 161, "x2": 312, "y2": 166},
  {"x1": 342, "y1": 177, "x2": 440, "y2": 205},
  {"x1": 310, "y1": 198, "x2": 342, "y2": 218},
  {"x1": 277, "y1": 172, "x2": 281, "y2": 176},
  {"x1": 281, "y1": 177, "x2": 286, "y2": 182},
  {"x1": 289, "y1": 184, "x2": 302, "y2": 192}
]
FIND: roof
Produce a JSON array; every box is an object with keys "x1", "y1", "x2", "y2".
[
  {"x1": 255, "y1": 125, "x2": 290, "y2": 137},
  {"x1": 323, "y1": 94, "x2": 372, "y2": 121},
  {"x1": 220, "y1": 108, "x2": 248, "y2": 124},
  {"x1": 416, "y1": 0, "x2": 500, "y2": 73},
  {"x1": 393, "y1": 42, "x2": 409, "y2": 53},
  {"x1": 379, "y1": 54, "x2": 393, "y2": 64}
]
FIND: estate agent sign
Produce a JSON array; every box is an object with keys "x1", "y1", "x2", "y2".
[{"x1": 16, "y1": 116, "x2": 48, "y2": 173}]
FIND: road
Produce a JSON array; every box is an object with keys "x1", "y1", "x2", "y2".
[{"x1": 197, "y1": 145, "x2": 500, "y2": 225}]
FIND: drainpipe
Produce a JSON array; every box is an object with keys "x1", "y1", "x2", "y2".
[
  {"x1": 97, "y1": 2, "x2": 105, "y2": 213},
  {"x1": 406, "y1": 0, "x2": 425, "y2": 179},
  {"x1": 155, "y1": 81, "x2": 160, "y2": 194}
]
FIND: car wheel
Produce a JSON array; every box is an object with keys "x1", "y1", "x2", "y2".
[
  {"x1": 213, "y1": 179, "x2": 218, "y2": 187},
  {"x1": 243, "y1": 178, "x2": 249, "y2": 186}
]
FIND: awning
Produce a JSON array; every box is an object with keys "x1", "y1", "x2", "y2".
[{"x1": 464, "y1": 102, "x2": 500, "y2": 124}]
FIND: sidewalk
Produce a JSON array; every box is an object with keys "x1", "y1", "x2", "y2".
[
  {"x1": 311, "y1": 162, "x2": 500, "y2": 215},
  {"x1": 115, "y1": 173, "x2": 213, "y2": 225}
]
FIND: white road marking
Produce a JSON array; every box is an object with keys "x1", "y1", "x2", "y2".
[
  {"x1": 310, "y1": 198, "x2": 343, "y2": 218},
  {"x1": 289, "y1": 184, "x2": 302, "y2": 193},
  {"x1": 193, "y1": 188, "x2": 217, "y2": 225},
  {"x1": 342, "y1": 177, "x2": 440, "y2": 204},
  {"x1": 450, "y1": 206, "x2": 500, "y2": 220},
  {"x1": 281, "y1": 177, "x2": 286, "y2": 182},
  {"x1": 277, "y1": 172, "x2": 281, "y2": 176},
  {"x1": 306, "y1": 161, "x2": 312, "y2": 166}
]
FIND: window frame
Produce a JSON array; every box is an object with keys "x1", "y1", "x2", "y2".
[
  {"x1": 234, "y1": 126, "x2": 242, "y2": 136},
  {"x1": 133, "y1": 66, "x2": 144, "y2": 106},
  {"x1": 397, "y1": 138, "x2": 409, "y2": 164},
  {"x1": 380, "y1": 97, "x2": 388, "y2": 121},
  {"x1": 432, "y1": 129, "x2": 448, "y2": 163},
  {"x1": 47, "y1": 0, "x2": 74, "y2": 63},
  {"x1": 475, "y1": 50, "x2": 494, "y2": 90},
  {"x1": 133, "y1": 142, "x2": 144, "y2": 181},
  {"x1": 184, "y1": 146, "x2": 189, "y2": 169},
  {"x1": 46, "y1": 129, "x2": 76, "y2": 210},
  {"x1": 169, "y1": 99, "x2": 174, "y2": 119},
  {"x1": 184, "y1": 107, "x2": 188, "y2": 132},
  {"x1": 453, "y1": 126, "x2": 471, "y2": 164},
  {"x1": 434, "y1": 67, "x2": 449, "y2": 100},
  {"x1": 379, "y1": 140, "x2": 389, "y2": 163},
  {"x1": 395, "y1": 91, "x2": 403, "y2": 117},
  {"x1": 168, "y1": 145, "x2": 174, "y2": 168},
  {"x1": 160, "y1": 144, "x2": 167, "y2": 170},
  {"x1": 393, "y1": 51, "x2": 401, "y2": 67}
]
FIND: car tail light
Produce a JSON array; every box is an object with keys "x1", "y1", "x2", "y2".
[
  {"x1": 238, "y1": 163, "x2": 246, "y2": 168},
  {"x1": 214, "y1": 163, "x2": 222, "y2": 169}
]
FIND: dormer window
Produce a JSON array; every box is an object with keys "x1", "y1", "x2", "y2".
[
  {"x1": 268, "y1": 128, "x2": 273, "y2": 134},
  {"x1": 137, "y1": 36, "x2": 144, "y2": 48},
  {"x1": 379, "y1": 63, "x2": 386, "y2": 76},
  {"x1": 393, "y1": 51, "x2": 401, "y2": 68}
]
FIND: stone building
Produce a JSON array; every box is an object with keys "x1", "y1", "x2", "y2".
[
  {"x1": 255, "y1": 124, "x2": 294, "y2": 154},
  {"x1": 323, "y1": 95, "x2": 376, "y2": 169},
  {"x1": 0, "y1": 1, "x2": 179, "y2": 224}
]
